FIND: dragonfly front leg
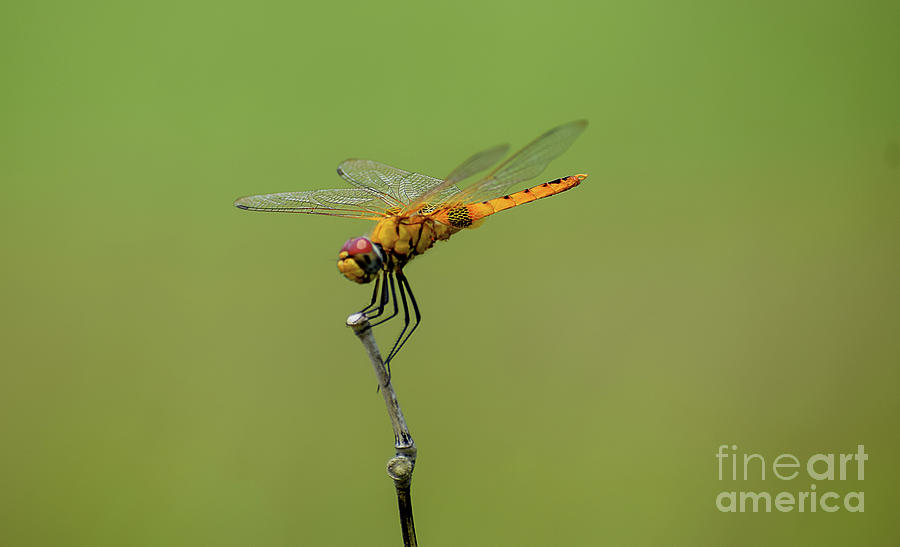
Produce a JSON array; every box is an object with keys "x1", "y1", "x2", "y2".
[
  {"x1": 364, "y1": 273, "x2": 390, "y2": 320},
  {"x1": 370, "y1": 271, "x2": 400, "y2": 327},
  {"x1": 359, "y1": 275, "x2": 382, "y2": 315}
]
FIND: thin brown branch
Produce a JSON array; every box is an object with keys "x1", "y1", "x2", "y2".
[{"x1": 347, "y1": 312, "x2": 418, "y2": 547}]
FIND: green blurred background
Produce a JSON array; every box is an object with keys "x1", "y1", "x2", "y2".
[{"x1": 2, "y1": 0, "x2": 898, "y2": 545}]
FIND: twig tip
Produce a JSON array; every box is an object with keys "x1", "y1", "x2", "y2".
[{"x1": 347, "y1": 312, "x2": 369, "y2": 328}]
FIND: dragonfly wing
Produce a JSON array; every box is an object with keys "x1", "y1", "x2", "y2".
[
  {"x1": 402, "y1": 143, "x2": 508, "y2": 213},
  {"x1": 444, "y1": 143, "x2": 510, "y2": 185},
  {"x1": 234, "y1": 188, "x2": 389, "y2": 219},
  {"x1": 337, "y1": 159, "x2": 447, "y2": 207},
  {"x1": 452, "y1": 120, "x2": 587, "y2": 204}
]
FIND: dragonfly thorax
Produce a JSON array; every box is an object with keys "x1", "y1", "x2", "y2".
[
  {"x1": 337, "y1": 236, "x2": 384, "y2": 284},
  {"x1": 370, "y1": 216, "x2": 458, "y2": 266}
]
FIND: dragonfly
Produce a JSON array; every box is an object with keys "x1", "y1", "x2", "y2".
[{"x1": 234, "y1": 120, "x2": 588, "y2": 368}]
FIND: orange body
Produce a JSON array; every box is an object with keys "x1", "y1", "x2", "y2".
[
  {"x1": 370, "y1": 174, "x2": 587, "y2": 269},
  {"x1": 235, "y1": 120, "x2": 591, "y2": 286}
]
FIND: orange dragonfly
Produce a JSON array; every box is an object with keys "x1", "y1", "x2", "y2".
[{"x1": 235, "y1": 120, "x2": 588, "y2": 366}]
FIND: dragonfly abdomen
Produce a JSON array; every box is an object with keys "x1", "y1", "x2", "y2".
[{"x1": 437, "y1": 174, "x2": 587, "y2": 228}]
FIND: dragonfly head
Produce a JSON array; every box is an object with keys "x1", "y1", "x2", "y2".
[{"x1": 337, "y1": 236, "x2": 383, "y2": 284}]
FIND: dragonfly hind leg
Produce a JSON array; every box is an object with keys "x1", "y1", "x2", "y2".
[{"x1": 384, "y1": 272, "x2": 422, "y2": 371}]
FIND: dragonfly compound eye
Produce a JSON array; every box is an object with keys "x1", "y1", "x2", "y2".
[{"x1": 337, "y1": 236, "x2": 383, "y2": 283}]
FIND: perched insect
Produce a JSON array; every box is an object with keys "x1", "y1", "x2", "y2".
[{"x1": 235, "y1": 120, "x2": 588, "y2": 367}]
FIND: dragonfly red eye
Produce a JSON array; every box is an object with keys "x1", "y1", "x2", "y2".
[
  {"x1": 338, "y1": 236, "x2": 383, "y2": 283},
  {"x1": 341, "y1": 236, "x2": 373, "y2": 255}
]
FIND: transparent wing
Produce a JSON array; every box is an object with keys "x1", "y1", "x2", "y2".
[
  {"x1": 454, "y1": 119, "x2": 588, "y2": 204},
  {"x1": 337, "y1": 159, "x2": 448, "y2": 206},
  {"x1": 233, "y1": 188, "x2": 390, "y2": 219},
  {"x1": 444, "y1": 143, "x2": 509, "y2": 185},
  {"x1": 417, "y1": 120, "x2": 588, "y2": 212},
  {"x1": 405, "y1": 143, "x2": 510, "y2": 213},
  {"x1": 403, "y1": 143, "x2": 508, "y2": 213}
]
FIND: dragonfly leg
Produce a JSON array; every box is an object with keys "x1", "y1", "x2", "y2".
[
  {"x1": 370, "y1": 271, "x2": 400, "y2": 327},
  {"x1": 384, "y1": 272, "x2": 421, "y2": 369},
  {"x1": 363, "y1": 276, "x2": 387, "y2": 320},
  {"x1": 382, "y1": 273, "x2": 411, "y2": 379},
  {"x1": 359, "y1": 275, "x2": 382, "y2": 315}
]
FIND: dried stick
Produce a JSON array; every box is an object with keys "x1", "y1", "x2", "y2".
[{"x1": 347, "y1": 312, "x2": 418, "y2": 547}]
